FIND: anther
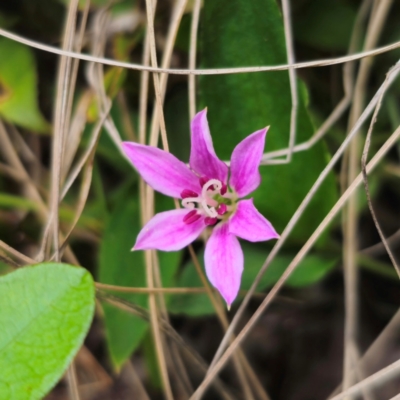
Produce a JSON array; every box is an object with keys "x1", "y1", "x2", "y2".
[
  {"x1": 199, "y1": 176, "x2": 210, "y2": 187},
  {"x1": 181, "y1": 189, "x2": 198, "y2": 199},
  {"x1": 183, "y1": 210, "x2": 202, "y2": 224},
  {"x1": 204, "y1": 217, "x2": 218, "y2": 226},
  {"x1": 220, "y1": 183, "x2": 227, "y2": 195},
  {"x1": 217, "y1": 204, "x2": 227, "y2": 215}
]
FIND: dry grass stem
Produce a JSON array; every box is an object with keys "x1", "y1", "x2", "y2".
[
  {"x1": 343, "y1": 1, "x2": 393, "y2": 392},
  {"x1": 1, "y1": 27, "x2": 400, "y2": 75},
  {"x1": 208, "y1": 59, "x2": 400, "y2": 374},
  {"x1": 188, "y1": 0, "x2": 201, "y2": 119},
  {"x1": 193, "y1": 61, "x2": 400, "y2": 398},
  {"x1": 281, "y1": 0, "x2": 298, "y2": 163}
]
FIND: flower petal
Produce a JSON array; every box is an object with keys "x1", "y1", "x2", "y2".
[
  {"x1": 134, "y1": 209, "x2": 205, "y2": 251},
  {"x1": 229, "y1": 199, "x2": 279, "y2": 242},
  {"x1": 122, "y1": 142, "x2": 200, "y2": 198},
  {"x1": 204, "y1": 222, "x2": 243, "y2": 306},
  {"x1": 190, "y1": 109, "x2": 228, "y2": 182},
  {"x1": 229, "y1": 127, "x2": 268, "y2": 197}
]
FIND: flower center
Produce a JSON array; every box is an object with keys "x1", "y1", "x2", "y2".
[{"x1": 181, "y1": 177, "x2": 237, "y2": 225}]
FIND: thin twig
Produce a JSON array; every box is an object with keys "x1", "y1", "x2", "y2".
[
  {"x1": 0, "y1": 27, "x2": 400, "y2": 75},
  {"x1": 190, "y1": 112, "x2": 400, "y2": 400},
  {"x1": 188, "y1": 0, "x2": 201, "y2": 119},
  {"x1": 342, "y1": 2, "x2": 393, "y2": 392},
  {"x1": 207, "y1": 58, "x2": 400, "y2": 377},
  {"x1": 196, "y1": 62, "x2": 400, "y2": 398},
  {"x1": 97, "y1": 290, "x2": 234, "y2": 400},
  {"x1": 361, "y1": 66, "x2": 400, "y2": 277},
  {"x1": 281, "y1": 0, "x2": 298, "y2": 163}
]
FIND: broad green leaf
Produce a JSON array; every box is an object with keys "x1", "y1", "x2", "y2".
[
  {"x1": 0, "y1": 260, "x2": 11, "y2": 275},
  {"x1": 0, "y1": 37, "x2": 49, "y2": 133},
  {"x1": 169, "y1": 244, "x2": 337, "y2": 316},
  {"x1": 200, "y1": 0, "x2": 338, "y2": 244},
  {"x1": 99, "y1": 186, "x2": 181, "y2": 369},
  {"x1": 164, "y1": 85, "x2": 191, "y2": 161},
  {"x1": 0, "y1": 263, "x2": 94, "y2": 399},
  {"x1": 293, "y1": 0, "x2": 357, "y2": 51}
]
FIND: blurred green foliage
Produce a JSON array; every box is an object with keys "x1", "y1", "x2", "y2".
[
  {"x1": 0, "y1": 0, "x2": 398, "y2": 392},
  {"x1": 0, "y1": 263, "x2": 94, "y2": 399},
  {"x1": 0, "y1": 38, "x2": 49, "y2": 133}
]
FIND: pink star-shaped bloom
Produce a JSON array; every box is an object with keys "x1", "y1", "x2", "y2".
[{"x1": 122, "y1": 109, "x2": 279, "y2": 307}]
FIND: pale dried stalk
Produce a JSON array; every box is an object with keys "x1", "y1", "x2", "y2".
[
  {"x1": 139, "y1": 31, "x2": 151, "y2": 145},
  {"x1": 361, "y1": 73, "x2": 400, "y2": 278},
  {"x1": 48, "y1": 0, "x2": 80, "y2": 262},
  {"x1": 191, "y1": 106, "x2": 400, "y2": 400},
  {"x1": 261, "y1": 0, "x2": 371, "y2": 164},
  {"x1": 144, "y1": 0, "x2": 168, "y2": 150},
  {"x1": 151, "y1": 251, "x2": 194, "y2": 396},
  {"x1": 281, "y1": 0, "x2": 298, "y2": 163},
  {"x1": 60, "y1": 0, "x2": 91, "y2": 183},
  {"x1": 0, "y1": 240, "x2": 34, "y2": 265},
  {"x1": 149, "y1": 0, "x2": 188, "y2": 142},
  {"x1": 329, "y1": 358, "x2": 400, "y2": 400},
  {"x1": 98, "y1": 291, "x2": 234, "y2": 400},
  {"x1": 141, "y1": 1, "x2": 173, "y2": 396},
  {"x1": 207, "y1": 0, "x2": 374, "y2": 372},
  {"x1": 188, "y1": 247, "x2": 264, "y2": 400},
  {"x1": 61, "y1": 103, "x2": 111, "y2": 200},
  {"x1": 342, "y1": 1, "x2": 393, "y2": 393},
  {"x1": 0, "y1": 122, "x2": 79, "y2": 265},
  {"x1": 67, "y1": 362, "x2": 80, "y2": 400},
  {"x1": 144, "y1": 1, "x2": 196, "y2": 390},
  {"x1": 361, "y1": 228, "x2": 400, "y2": 256},
  {"x1": 1, "y1": 27, "x2": 400, "y2": 75},
  {"x1": 62, "y1": 91, "x2": 93, "y2": 181},
  {"x1": 188, "y1": 0, "x2": 201, "y2": 119},
  {"x1": 199, "y1": 61, "x2": 400, "y2": 398},
  {"x1": 0, "y1": 122, "x2": 47, "y2": 219},
  {"x1": 95, "y1": 282, "x2": 280, "y2": 300},
  {"x1": 52, "y1": 1, "x2": 82, "y2": 398}
]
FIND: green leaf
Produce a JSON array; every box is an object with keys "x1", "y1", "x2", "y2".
[
  {"x1": 293, "y1": 0, "x2": 357, "y2": 51},
  {"x1": 169, "y1": 243, "x2": 337, "y2": 316},
  {"x1": 200, "y1": 0, "x2": 338, "y2": 244},
  {"x1": 0, "y1": 37, "x2": 49, "y2": 133},
  {"x1": 0, "y1": 263, "x2": 95, "y2": 399},
  {"x1": 98, "y1": 186, "x2": 181, "y2": 369}
]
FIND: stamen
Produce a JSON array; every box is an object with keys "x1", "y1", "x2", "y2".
[
  {"x1": 181, "y1": 189, "x2": 198, "y2": 199},
  {"x1": 204, "y1": 217, "x2": 218, "y2": 226},
  {"x1": 201, "y1": 179, "x2": 222, "y2": 218},
  {"x1": 183, "y1": 210, "x2": 202, "y2": 224},
  {"x1": 199, "y1": 176, "x2": 210, "y2": 187},
  {"x1": 217, "y1": 204, "x2": 227, "y2": 215},
  {"x1": 182, "y1": 197, "x2": 201, "y2": 210},
  {"x1": 202, "y1": 179, "x2": 222, "y2": 194},
  {"x1": 220, "y1": 183, "x2": 227, "y2": 195}
]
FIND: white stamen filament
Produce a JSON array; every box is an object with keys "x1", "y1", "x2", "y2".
[
  {"x1": 181, "y1": 179, "x2": 224, "y2": 219},
  {"x1": 182, "y1": 197, "x2": 201, "y2": 209},
  {"x1": 201, "y1": 179, "x2": 222, "y2": 218}
]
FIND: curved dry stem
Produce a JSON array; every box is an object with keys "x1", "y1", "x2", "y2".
[
  {"x1": 342, "y1": 1, "x2": 393, "y2": 391},
  {"x1": 281, "y1": 0, "x2": 298, "y2": 164},
  {"x1": 204, "y1": 62, "x2": 400, "y2": 392},
  {"x1": 191, "y1": 110, "x2": 400, "y2": 400},
  {"x1": 188, "y1": 0, "x2": 201, "y2": 119},
  {"x1": 0, "y1": 27, "x2": 400, "y2": 75}
]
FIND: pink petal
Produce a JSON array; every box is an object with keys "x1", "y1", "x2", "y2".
[
  {"x1": 229, "y1": 199, "x2": 279, "y2": 242},
  {"x1": 134, "y1": 209, "x2": 206, "y2": 251},
  {"x1": 122, "y1": 142, "x2": 200, "y2": 198},
  {"x1": 204, "y1": 222, "x2": 243, "y2": 306},
  {"x1": 229, "y1": 128, "x2": 268, "y2": 197},
  {"x1": 190, "y1": 109, "x2": 228, "y2": 183}
]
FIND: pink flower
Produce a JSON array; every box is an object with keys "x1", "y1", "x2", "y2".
[{"x1": 122, "y1": 109, "x2": 279, "y2": 307}]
